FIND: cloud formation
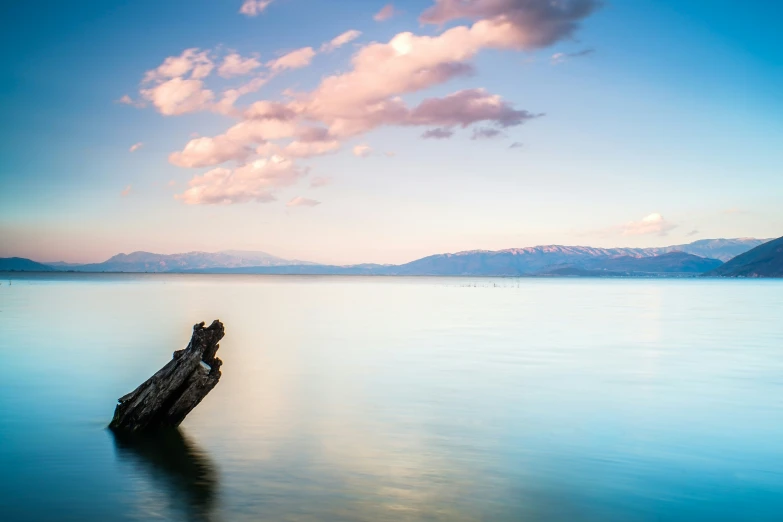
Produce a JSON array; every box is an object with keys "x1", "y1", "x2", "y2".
[
  {"x1": 239, "y1": 0, "x2": 272, "y2": 17},
  {"x1": 471, "y1": 127, "x2": 503, "y2": 140},
  {"x1": 622, "y1": 213, "x2": 677, "y2": 236},
  {"x1": 219, "y1": 53, "x2": 262, "y2": 77},
  {"x1": 310, "y1": 176, "x2": 332, "y2": 188},
  {"x1": 374, "y1": 4, "x2": 398, "y2": 21},
  {"x1": 287, "y1": 196, "x2": 321, "y2": 207},
  {"x1": 176, "y1": 156, "x2": 305, "y2": 205},
  {"x1": 129, "y1": 142, "x2": 143, "y2": 152},
  {"x1": 268, "y1": 47, "x2": 316, "y2": 71},
  {"x1": 420, "y1": 0, "x2": 599, "y2": 49},
  {"x1": 125, "y1": 0, "x2": 598, "y2": 204},
  {"x1": 551, "y1": 48, "x2": 594, "y2": 65},
  {"x1": 353, "y1": 144, "x2": 372, "y2": 157},
  {"x1": 321, "y1": 30, "x2": 362, "y2": 52},
  {"x1": 121, "y1": 185, "x2": 132, "y2": 197},
  {"x1": 422, "y1": 127, "x2": 454, "y2": 139}
]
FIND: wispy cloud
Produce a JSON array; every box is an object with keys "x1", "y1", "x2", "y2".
[
  {"x1": 287, "y1": 196, "x2": 321, "y2": 208},
  {"x1": 267, "y1": 47, "x2": 316, "y2": 71},
  {"x1": 321, "y1": 30, "x2": 362, "y2": 52},
  {"x1": 622, "y1": 213, "x2": 677, "y2": 236},
  {"x1": 353, "y1": 144, "x2": 372, "y2": 158},
  {"x1": 686, "y1": 229, "x2": 699, "y2": 236},
  {"x1": 129, "y1": 142, "x2": 143, "y2": 153},
  {"x1": 509, "y1": 141, "x2": 524, "y2": 149},
  {"x1": 422, "y1": 127, "x2": 454, "y2": 139},
  {"x1": 471, "y1": 127, "x2": 503, "y2": 140},
  {"x1": 310, "y1": 176, "x2": 332, "y2": 188},
  {"x1": 551, "y1": 48, "x2": 594, "y2": 65},
  {"x1": 239, "y1": 0, "x2": 272, "y2": 17},
  {"x1": 374, "y1": 4, "x2": 398, "y2": 22},
  {"x1": 121, "y1": 185, "x2": 132, "y2": 197}
]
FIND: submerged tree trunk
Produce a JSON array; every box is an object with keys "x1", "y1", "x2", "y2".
[{"x1": 109, "y1": 320, "x2": 225, "y2": 433}]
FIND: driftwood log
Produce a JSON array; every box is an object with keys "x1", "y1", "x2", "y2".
[{"x1": 109, "y1": 320, "x2": 225, "y2": 433}]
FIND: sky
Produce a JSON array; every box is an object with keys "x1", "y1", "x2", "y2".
[{"x1": 0, "y1": 0, "x2": 781, "y2": 264}]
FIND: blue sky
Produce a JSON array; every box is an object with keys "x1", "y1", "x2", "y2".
[{"x1": 0, "y1": 0, "x2": 781, "y2": 264}]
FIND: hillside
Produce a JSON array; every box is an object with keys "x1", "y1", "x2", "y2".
[
  {"x1": 661, "y1": 238, "x2": 767, "y2": 261},
  {"x1": 706, "y1": 237, "x2": 783, "y2": 277},
  {"x1": 0, "y1": 257, "x2": 55, "y2": 271}
]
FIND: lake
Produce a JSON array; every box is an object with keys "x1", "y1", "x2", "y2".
[{"x1": 1, "y1": 273, "x2": 782, "y2": 521}]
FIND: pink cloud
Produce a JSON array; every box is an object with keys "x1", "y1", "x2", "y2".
[
  {"x1": 141, "y1": 78, "x2": 215, "y2": 116},
  {"x1": 321, "y1": 30, "x2": 362, "y2": 52},
  {"x1": 410, "y1": 88, "x2": 540, "y2": 127},
  {"x1": 310, "y1": 176, "x2": 332, "y2": 188},
  {"x1": 421, "y1": 0, "x2": 599, "y2": 49},
  {"x1": 268, "y1": 47, "x2": 316, "y2": 71},
  {"x1": 143, "y1": 48, "x2": 213, "y2": 84},
  {"x1": 218, "y1": 53, "x2": 262, "y2": 78},
  {"x1": 117, "y1": 95, "x2": 134, "y2": 105},
  {"x1": 286, "y1": 196, "x2": 321, "y2": 208},
  {"x1": 176, "y1": 156, "x2": 305, "y2": 205},
  {"x1": 374, "y1": 4, "x2": 397, "y2": 22},
  {"x1": 169, "y1": 136, "x2": 250, "y2": 168},
  {"x1": 121, "y1": 185, "x2": 132, "y2": 197},
  {"x1": 239, "y1": 0, "x2": 272, "y2": 17},
  {"x1": 129, "y1": 142, "x2": 144, "y2": 152}
]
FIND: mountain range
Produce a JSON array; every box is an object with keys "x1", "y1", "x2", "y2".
[{"x1": 1, "y1": 237, "x2": 775, "y2": 277}]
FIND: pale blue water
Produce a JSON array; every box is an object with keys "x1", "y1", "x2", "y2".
[{"x1": 1, "y1": 273, "x2": 782, "y2": 521}]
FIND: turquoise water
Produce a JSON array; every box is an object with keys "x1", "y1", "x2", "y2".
[{"x1": 1, "y1": 273, "x2": 782, "y2": 521}]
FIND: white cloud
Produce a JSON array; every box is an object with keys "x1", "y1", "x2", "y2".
[
  {"x1": 374, "y1": 4, "x2": 397, "y2": 22},
  {"x1": 622, "y1": 213, "x2": 677, "y2": 236},
  {"x1": 353, "y1": 144, "x2": 372, "y2": 157},
  {"x1": 218, "y1": 53, "x2": 262, "y2": 78},
  {"x1": 286, "y1": 196, "x2": 321, "y2": 207},
  {"x1": 129, "y1": 142, "x2": 144, "y2": 152},
  {"x1": 239, "y1": 0, "x2": 272, "y2": 17}
]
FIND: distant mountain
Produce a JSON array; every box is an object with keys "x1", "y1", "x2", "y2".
[
  {"x1": 706, "y1": 236, "x2": 783, "y2": 277},
  {"x1": 586, "y1": 252, "x2": 722, "y2": 274},
  {"x1": 660, "y1": 238, "x2": 768, "y2": 262},
  {"x1": 2, "y1": 238, "x2": 765, "y2": 276},
  {"x1": 0, "y1": 257, "x2": 54, "y2": 271},
  {"x1": 183, "y1": 251, "x2": 723, "y2": 277},
  {"x1": 67, "y1": 250, "x2": 314, "y2": 273}
]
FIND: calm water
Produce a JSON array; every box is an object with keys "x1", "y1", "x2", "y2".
[{"x1": 1, "y1": 273, "x2": 782, "y2": 521}]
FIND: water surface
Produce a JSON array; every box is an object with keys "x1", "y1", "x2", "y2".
[{"x1": 1, "y1": 274, "x2": 782, "y2": 521}]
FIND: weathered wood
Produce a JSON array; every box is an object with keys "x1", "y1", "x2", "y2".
[{"x1": 109, "y1": 320, "x2": 225, "y2": 432}]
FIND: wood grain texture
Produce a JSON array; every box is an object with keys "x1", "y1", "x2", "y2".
[{"x1": 109, "y1": 320, "x2": 225, "y2": 432}]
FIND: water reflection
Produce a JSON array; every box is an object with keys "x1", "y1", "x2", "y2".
[{"x1": 111, "y1": 429, "x2": 219, "y2": 521}]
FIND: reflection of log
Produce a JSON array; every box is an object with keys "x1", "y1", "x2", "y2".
[
  {"x1": 109, "y1": 320, "x2": 225, "y2": 433},
  {"x1": 111, "y1": 428, "x2": 218, "y2": 521}
]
